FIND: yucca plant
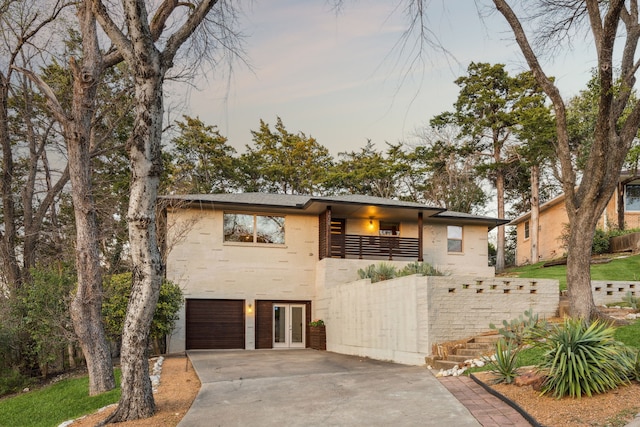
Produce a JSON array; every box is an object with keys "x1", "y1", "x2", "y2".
[
  {"x1": 487, "y1": 338, "x2": 520, "y2": 384},
  {"x1": 538, "y1": 318, "x2": 631, "y2": 398}
]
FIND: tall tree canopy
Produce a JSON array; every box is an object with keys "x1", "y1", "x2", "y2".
[
  {"x1": 239, "y1": 117, "x2": 333, "y2": 195},
  {"x1": 431, "y1": 62, "x2": 545, "y2": 272}
]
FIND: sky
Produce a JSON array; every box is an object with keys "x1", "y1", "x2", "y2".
[{"x1": 183, "y1": 1, "x2": 596, "y2": 155}]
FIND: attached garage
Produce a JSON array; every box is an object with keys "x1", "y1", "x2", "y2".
[{"x1": 185, "y1": 299, "x2": 245, "y2": 349}]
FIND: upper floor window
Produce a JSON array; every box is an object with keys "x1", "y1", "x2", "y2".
[
  {"x1": 223, "y1": 213, "x2": 285, "y2": 244},
  {"x1": 447, "y1": 225, "x2": 463, "y2": 253},
  {"x1": 524, "y1": 221, "x2": 530, "y2": 240},
  {"x1": 626, "y1": 184, "x2": 640, "y2": 212}
]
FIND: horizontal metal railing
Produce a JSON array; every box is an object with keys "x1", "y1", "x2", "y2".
[{"x1": 330, "y1": 234, "x2": 420, "y2": 260}]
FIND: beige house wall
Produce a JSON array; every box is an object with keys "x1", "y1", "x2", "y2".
[
  {"x1": 423, "y1": 223, "x2": 494, "y2": 276},
  {"x1": 166, "y1": 207, "x2": 319, "y2": 352},
  {"x1": 514, "y1": 183, "x2": 640, "y2": 266},
  {"x1": 166, "y1": 206, "x2": 497, "y2": 354},
  {"x1": 515, "y1": 201, "x2": 568, "y2": 266}
]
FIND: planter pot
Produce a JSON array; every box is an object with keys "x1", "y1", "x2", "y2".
[{"x1": 310, "y1": 325, "x2": 326, "y2": 350}]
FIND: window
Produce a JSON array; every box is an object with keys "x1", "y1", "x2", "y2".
[
  {"x1": 379, "y1": 222, "x2": 400, "y2": 236},
  {"x1": 626, "y1": 184, "x2": 640, "y2": 212},
  {"x1": 447, "y1": 225, "x2": 463, "y2": 253},
  {"x1": 223, "y1": 213, "x2": 285, "y2": 244},
  {"x1": 524, "y1": 221, "x2": 530, "y2": 240}
]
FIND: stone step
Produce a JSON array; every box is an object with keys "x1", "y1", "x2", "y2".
[
  {"x1": 446, "y1": 354, "x2": 474, "y2": 363},
  {"x1": 454, "y1": 348, "x2": 490, "y2": 357},
  {"x1": 431, "y1": 359, "x2": 460, "y2": 371},
  {"x1": 463, "y1": 342, "x2": 495, "y2": 350},
  {"x1": 470, "y1": 335, "x2": 501, "y2": 344}
]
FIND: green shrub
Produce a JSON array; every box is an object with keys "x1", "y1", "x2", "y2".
[
  {"x1": 487, "y1": 338, "x2": 520, "y2": 384},
  {"x1": 102, "y1": 273, "x2": 184, "y2": 354},
  {"x1": 398, "y1": 261, "x2": 444, "y2": 277},
  {"x1": 358, "y1": 262, "x2": 444, "y2": 283},
  {"x1": 537, "y1": 318, "x2": 631, "y2": 398},
  {"x1": 489, "y1": 309, "x2": 546, "y2": 347},
  {"x1": 623, "y1": 291, "x2": 640, "y2": 310},
  {"x1": 357, "y1": 263, "x2": 397, "y2": 283},
  {"x1": 0, "y1": 367, "x2": 31, "y2": 396},
  {"x1": 591, "y1": 228, "x2": 610, "y2": 254}
]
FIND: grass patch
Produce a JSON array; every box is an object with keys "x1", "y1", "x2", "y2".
[
  {"x1": 615, "y1": 320, "x2": 640, "y2": 349},
  {"x1": 0, "y1": 369, "x2": 121, "y2": 427},
  {"x1": 504, "y1": 253, "x2": 640, "y2": 290}
]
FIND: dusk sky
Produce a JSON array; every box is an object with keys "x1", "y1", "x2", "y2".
[{"x1": 183, "y1": 1, "x2": 596, "y2": 155}]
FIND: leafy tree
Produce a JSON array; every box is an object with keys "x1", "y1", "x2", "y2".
[
  {"x1": 431, "y1": 63, "x2": 543, "y2": 272},
  {"x1": 239, "y1": 117, "x2": 333, "y2": 195},
  {"x1": 409, "y1": 126, "x2": 487, "y2": 213},
  {"x1": 325, "y1": 140, "x2": 407, "y2": 198},
  {"x1": 512, "y1": 72, "x2": 558, "y2": 264},
  {"x1": 102, "y1": 273, "x2": 183, "y2": 355},
  {"x1": 19, "y1": 266, "x2": 77, "y2": 378},
  {"x1": 493, "y1": 0, "x2": 640, "y2": 318},
  {"x1": 164, "y1": 115, "x2": 238, "y2": 194}
]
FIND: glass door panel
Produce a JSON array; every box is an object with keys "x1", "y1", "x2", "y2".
[
  {"x1": 291, "y1": 306, "x2": 303, "y2": 344},
  {"x1": 274, "y1": 305, "x2": 287, "y2": 345},
  {"x1": 273, "y1": 303, "x2": 305, "y2": 348}
]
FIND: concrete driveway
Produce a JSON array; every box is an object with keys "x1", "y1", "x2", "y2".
[{"x1": 179, "y1": 349, "x2": 480, "y2": 427}]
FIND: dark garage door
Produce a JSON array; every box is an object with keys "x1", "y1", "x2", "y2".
[{"x1": 185, "y1": 299, "x2": 245, "y2": 349}]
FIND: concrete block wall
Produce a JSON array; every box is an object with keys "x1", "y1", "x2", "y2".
[
  {"x1": 320, "y1": 275, "x2": 559, "y2": 366},
  {"x1": 425, "y1": 276, "x2": 559, "y2": 347},
  {"x1": 591, "y1": 280, "x2": 640, "y2": 306}
]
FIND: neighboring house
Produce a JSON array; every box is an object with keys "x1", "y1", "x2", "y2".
[
  {"x1": 162, "y1": 193, "x2": 507, "y2": 354},
  {"x1": 510, "y1": 174, "x2": 640, "y2": 266}
]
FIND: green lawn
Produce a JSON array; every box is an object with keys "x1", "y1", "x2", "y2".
[
  {"x1": 0, "y1": 370, "x2": 120, "y2": 427},
  {"x1": 503, "y1": 253, "x2": 640, "y2": 290}
]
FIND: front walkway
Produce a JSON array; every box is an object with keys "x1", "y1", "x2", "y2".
[{"x1": 438, "y1": 376, "x2": 531, "y2": 426}]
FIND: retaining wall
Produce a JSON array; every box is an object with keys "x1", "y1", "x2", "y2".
[
  {"x1": 321, "y1": 275, "x2": 559, "y2": 366},
  {"x1": 591, "y1": 280, "x2": 640, "y2": 306}
]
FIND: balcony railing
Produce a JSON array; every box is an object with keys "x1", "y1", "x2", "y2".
[{"x1": 330, "y1": 234, "x2": 420, "y2": 260}]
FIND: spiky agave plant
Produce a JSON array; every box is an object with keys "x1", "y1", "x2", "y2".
[{"x1": 538, "y1": 318, "x2": 631, "y2": 398}]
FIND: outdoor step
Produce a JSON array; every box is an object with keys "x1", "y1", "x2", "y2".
[
  {"x1": 454, "y1": 348, "x2": 489, "y2": 357},
  {"x1": 430, "y1": 359, "x2": 461, "y2": 371},
  {"x1": 446, "y1": 354, "x2": 474, "y2": 363},
  {"x1": 464, "y1": 342, "x2": 495, "y2": 350},
  {"x1": 470, "y1": 335, "x2": 501, "y2": 344}
]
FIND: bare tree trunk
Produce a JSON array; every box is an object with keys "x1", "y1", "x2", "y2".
[
  {"x1": 103, "y1": 72, "x2": 165, "y2": 423},
  {"x1": 530, "y1": 164, "x2": 540, "y2": 263},
  {"x1": 67, "y1": 2, "x2": 115, "y2": 395},
  {"x1": 495, "y1": 163, "x2": 506, "y2": 272},
  {"x1": 566, "y1": 214, "x2": 598, "y2": 318},
  {"x1": 0, "y1": 72, "x2": 21, "y2": 290}
]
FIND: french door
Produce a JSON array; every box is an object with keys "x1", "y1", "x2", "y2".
[{"x1": 273, "y1": 303, "x2": 305, "y2": 348}]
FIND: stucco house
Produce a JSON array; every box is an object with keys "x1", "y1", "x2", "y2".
[
  {"x1": 162, "y1": 193, "x2": 510, "y2": 356},
  {"x1": 510, "y1": 174, "x2": 640, "y2": 266}
]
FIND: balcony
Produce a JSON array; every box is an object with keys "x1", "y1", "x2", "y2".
[{"x1": 329, "y1": 234, "x2": 420, "y2": 260}]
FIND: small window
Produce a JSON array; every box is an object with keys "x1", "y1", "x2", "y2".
[
  {"x1": 625, "y1": 184, "x2": 640, "y2": 211},
  {"x1": 224, "y1": 213, "x2": 285, "y2": 244},
  {"x1": 524, "y1": 221, "x2": 530, "y2": 240},
  {"x1": 447, "y1": 225, "x2": 463, "y2": 253},
  {"x1": 379, "y1": 222, "x2": 400, "y2": 236}
]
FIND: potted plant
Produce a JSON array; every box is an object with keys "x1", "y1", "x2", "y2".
[{"x1": 309, "y1": 319, "x2": 326, "y2": 350}]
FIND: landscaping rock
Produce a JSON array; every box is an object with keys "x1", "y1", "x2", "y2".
[{"x1": 514, "y1": 370, "x2": 545, "y2": 391}]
